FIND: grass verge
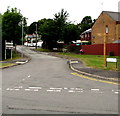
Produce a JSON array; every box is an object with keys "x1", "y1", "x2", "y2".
[
  {"x1": 0, "y1": 51, "x2": 22, "y2": 68},
  {"x1": 0, "y1": 63, "x2": 16, "y2": 68},
  {"x1": 57, "y1": 52, "x2": 120, "y2": 71}
]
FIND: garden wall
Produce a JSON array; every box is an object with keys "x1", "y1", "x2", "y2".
[{"x1": 81, "y1": 43, "x2": 120, "y2": 56}]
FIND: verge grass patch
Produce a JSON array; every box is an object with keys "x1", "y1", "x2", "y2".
[{"x1": 58, "y1": 52, "x2": 120, "y2": 71}]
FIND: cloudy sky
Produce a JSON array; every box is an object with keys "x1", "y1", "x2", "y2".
[{"x1": 0, "y1": 0, "x2": 119, "y2": 25}]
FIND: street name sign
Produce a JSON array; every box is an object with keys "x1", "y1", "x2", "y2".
[{"x1": 106, "y1": 58, "x2": 117, "y2": 62}]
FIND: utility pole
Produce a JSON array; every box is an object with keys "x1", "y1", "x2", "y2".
[
  {"x1": 21, "y1": 19, "x2": 24, "y2": 57},
  {"x1": 19, "y1": 17, "x2": 28, "y2": 57},
  {"x1": 103, "y1": 33, "x2": 106, "y2": 67},
  {"x1": 104, "y1": 25, "x2": 108, "y2": 67},
  {"x1": 35, "y1": 23, "x2": 37, "y2": 49}
]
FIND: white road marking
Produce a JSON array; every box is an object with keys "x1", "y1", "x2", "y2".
[
  {"x1": 68, "y1": 90, "x2": 75, "y2": 92},
  {"x1": 47, "y1": 90, "x2": 54, "y2": 92},
  {"x1": 28, "y1": 87, "x2": 42, "y2": 89},
  {"x1": 28, "y1": 75, "x2": 31, "y2": 78},
  {"x1": 55, "y1": 90, "x2": 61, "y2": 92},
  {"x1": 14, "y1": 86, "x2": 23, "y2": 89},
  {"x1": 75, "y1": 88, "x2": 83, "y2": 90},
  {"x1": 47, "y1": 90, "x2": 61, "y2": 92},
  {"x1": 114, "y1": 92, "x2": 119, "y2": 94},
  {"x1": 91, "y1": 89, "x2": 100, "y2": 91},
  {"x1": 7, "y1": 86, "x2": 117, "y2": 95},
  {"x1": 49, "y1": 87, "x2": 62, "y2": 90},
  {"x1": 25, "y1": 89, "x2": 30, "y2": 91},
  {"x1": 9, "y1": 89, "x2": 14, "y2": 91},
  {"x1": 14, "y1": 89, "x2": 20, "y2": 91},
  {"x1": 64, "y1": 87, "x2": 68, "y2": 90},
  {"x1": 76, "y1": 91, "x2": 83, "y2": 92},
  {"x1": 6, "y1": 88, "x2": 10, "y2": 90},
  {"x1": 33, "y1": 89, "x2": 39, "y2": 91}
]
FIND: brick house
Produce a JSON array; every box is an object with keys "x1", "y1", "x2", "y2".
[
  {"x1": 80, "y1": 28, "x2": 92, "y2": 42},
  {"x1": 91, "y1": 11, "x2": 120, "y2": 44}
]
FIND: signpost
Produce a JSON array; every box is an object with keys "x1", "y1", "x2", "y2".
[
  {"x1": 106, "y1": 58, "x2": 117, "y2": 68},
  {"x1": 5, "y1": 41, "x2": 14, "y2": 59}
]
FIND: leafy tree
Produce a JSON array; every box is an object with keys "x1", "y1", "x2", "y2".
[
  {"x1": 29, "y1": 9, "x2": 80, "y2": 50},
  {"x1": 54, "y1": 9, "x2": 69, "y2": 41},
  {"x1": 39, "y1": 9, "x2": 69, "y2": 49},
  {"x1": 2, "y1": 7, "x2": 22, "y2": 45},
  {"x1": 63, "y1": 23, "x2": 80, "y2": 44},
  {"x1": 28, "y1": 22, "x2": 38, "y2": 34},
  {"x1": 38, "y1": 18, "x2": 58, "y2": 49},
  {"x1": 79, "y1": 16, "x2": 93, "y2": 33},
  {"x1": 2, "y1": 7, "x2": 27, "y2": 59},
  {"x1": 34, "y1": 9, "x2": 80, "y2": 49}
]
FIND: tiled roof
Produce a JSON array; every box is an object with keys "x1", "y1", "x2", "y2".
[{"x1": 103, "y1": 11, "x2": 120, "y2": 21}]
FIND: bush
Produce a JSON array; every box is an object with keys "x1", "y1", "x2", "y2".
[
  {"x1": 65, "y1": 44, "x2": 81, "y2": 54},
  {"x1": 109, "y1": 51, "x2": 114, "y2": 56}
]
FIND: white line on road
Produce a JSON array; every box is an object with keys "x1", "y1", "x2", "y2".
[
  {"x1": 28, "y1": 87, "x2": 42, "y2": 89},
  {"x1": 25, "y1": 89, "x2": 30, "y2": 91},
  {"x1": 91, "y1": 89, "x2": 100, "y2": 91},
  {"x1": 68, "y1": 90, "x2": 75, "y2": 92},
  {"x1": 47, "y1": 90, "x2": 61, "y2": 92},
  {"x1": 64, "y1": 87, "x2": 68, "y2": 90},
  {"x1": 114, "y1": 92, "x2": 119, "y2": 94},
  {"x1": 28, "y1": 75, "x2": 31, "y2": 78},
  {"x1": 49, "y1": 87, "x2": 62, "y2": 90},
  {"x1": 33, "y1": 89, "x2": 39, "y2": 91}
]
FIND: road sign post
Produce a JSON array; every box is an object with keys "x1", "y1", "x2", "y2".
[
  {"x1": 5, "y1": 41, "x2": 14, "y2": 59},
  {"x1": 106, "y1": 58, "x2": 117, "y2": 68}
]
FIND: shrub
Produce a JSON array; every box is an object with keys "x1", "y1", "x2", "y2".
[
  {"x1": 65, "y1": 44, "x2": 81, "y2": 54},
  {"x1": 109, "y1": 51, "x2": 114, "y2": 56}
]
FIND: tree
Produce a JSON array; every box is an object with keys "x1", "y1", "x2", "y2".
[
  {"x1": 36, "y1": 9, "x2": 69, "y2": 49},
  {"x1": 29, "y1": 9, "x2": 80, "y2": 49},
  {"x1": 2, "y1": 7, "x2": 28, "y2": 44},
  {"x1": 38, "y1": 18, "x2": 58, "y2": 49},
  {"x1": 79, "y1": 16, "x2": 93, "y2": 33},
  {"x1": 2, "y1": 7, "x2": 27, "y2": 59},
  {"x1": 63, "y1": 23, "x2": 80, "y2": 44},
  {"x1": 54, "y1": 9, "x2": 69, "y2": 41},
  {"x1": 28, "y1": 22, "x2": 38, "y2": 34}
]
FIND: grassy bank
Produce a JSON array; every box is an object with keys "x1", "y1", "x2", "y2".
[
  {"x1": 58, "y1": 52, "x2": 120, "y2": 71},
  {"x1": 0, "y1": 51, "x2": 22, "y2": 68}
]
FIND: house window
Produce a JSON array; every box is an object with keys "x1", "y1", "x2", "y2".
[
  {"x1": 88, "y1": 33, "x2": 89, "y2": 37},
  {"x1": 106, "y1": 25, "x2": 108, "y2": 34}
]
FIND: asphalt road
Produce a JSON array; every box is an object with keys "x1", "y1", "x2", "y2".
[{"x1": 2, "y1": 46, "x2": 119, "y2": 115}]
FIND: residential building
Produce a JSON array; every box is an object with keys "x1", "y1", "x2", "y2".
[
  {"x1": 24, "y1": 34, "x2": 42, "y2": 47},
  {"x1": 80, "y1": 28, "x2": 92, "y2": 42},
  {"x1": 91, "y1": 11, "x2": 120, "y2": 44}
]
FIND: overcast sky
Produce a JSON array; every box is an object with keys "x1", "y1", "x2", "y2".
[{"x1": 0, "y1": 0, "x2": 119, "y2": 25}]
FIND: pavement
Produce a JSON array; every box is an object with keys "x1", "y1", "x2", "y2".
[
  {"x1": 1, "y1": 49, "x2": 120, "y2": 83},
  {"x1": 68, "y1": 59, "x2": 120, "y2": 83},
  {"x1": 1, "y1": 58, "x2": 30, "y2": 69}
]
